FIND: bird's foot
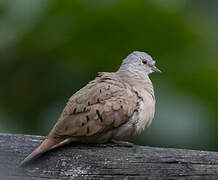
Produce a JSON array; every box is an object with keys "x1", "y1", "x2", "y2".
[{"x1": 110, "y1": 139, "x2": 134, "y2": 147}]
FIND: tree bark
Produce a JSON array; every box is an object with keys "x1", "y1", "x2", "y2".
[{"x1": 0, "y1": 133, "x2": 218, "y2": 179}]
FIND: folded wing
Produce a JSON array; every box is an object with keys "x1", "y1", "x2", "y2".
[{"x1": 50, "y1": 72, "x2": 138, "y2": 139}]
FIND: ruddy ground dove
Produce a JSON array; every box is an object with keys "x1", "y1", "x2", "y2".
[{"x1": 20, "y1": 51, "x2": 162, "y2": 166}]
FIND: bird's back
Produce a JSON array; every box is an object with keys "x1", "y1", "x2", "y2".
[{"x1": 48, "y1": 72, "x2": 139, "y2": 142}]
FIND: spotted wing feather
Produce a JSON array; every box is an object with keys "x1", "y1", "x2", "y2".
[{"x1": 49, "y1": 72, "x2": 138, "y2": 138}]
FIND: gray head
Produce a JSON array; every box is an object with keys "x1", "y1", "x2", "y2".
[{"x1": 119, "y1": 51, "x2": 162, "y2": 76}]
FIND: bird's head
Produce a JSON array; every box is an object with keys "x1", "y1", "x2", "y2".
[{"x1": 119, "y1": 51, "x2": 162, "y2": 76}]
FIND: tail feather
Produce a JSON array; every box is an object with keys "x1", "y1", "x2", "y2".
[{"x1": 20, "y1": 137, "x2": 62, "y2": 166}]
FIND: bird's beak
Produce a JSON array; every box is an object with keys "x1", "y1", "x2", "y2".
[{"x1": 151, "y1": 65, "x2": 162, "y2": 74}]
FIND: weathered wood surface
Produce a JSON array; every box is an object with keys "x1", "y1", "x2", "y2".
[{"x1": 1, "y1": 133, "x2": 218, "y2": 180}]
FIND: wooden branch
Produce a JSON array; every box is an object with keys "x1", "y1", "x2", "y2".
[{"x1": 0, "y1": 133, "x2": 218, "y2": 179}]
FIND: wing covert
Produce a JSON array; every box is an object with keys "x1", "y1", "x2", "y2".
[{"x1": 50, "y1": 73, "x2": 138, "y2": 138}]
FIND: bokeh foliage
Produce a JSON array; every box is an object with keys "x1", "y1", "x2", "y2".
[{"x1": 0, "y1": 0, "x2": 218, "y2": 150}]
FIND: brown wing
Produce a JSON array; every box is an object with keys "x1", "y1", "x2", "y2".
[{"x1": 49, "y1": 72, "x2": 138, "y2": 138}]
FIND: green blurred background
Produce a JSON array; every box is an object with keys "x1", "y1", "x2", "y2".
[{"x1": 0, "y1": 0, "x2": 218, "y2": 151}]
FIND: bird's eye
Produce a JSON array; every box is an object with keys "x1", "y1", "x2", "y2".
[{"x1": 142, "y1": 60, "x2": 147, "y2": 64}]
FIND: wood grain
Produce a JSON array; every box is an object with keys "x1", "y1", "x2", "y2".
[{"x1": 0, "y1": 133, "x2": 218, "y2": 179}]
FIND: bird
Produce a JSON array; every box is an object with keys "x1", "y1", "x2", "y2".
[{"x1": 20, "y1": 51, "x2": 162, "y2": 166}]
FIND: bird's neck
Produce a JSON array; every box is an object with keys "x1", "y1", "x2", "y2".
[{"x1": 116, "y1": 70, "x2": 154, "y2": 99}]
